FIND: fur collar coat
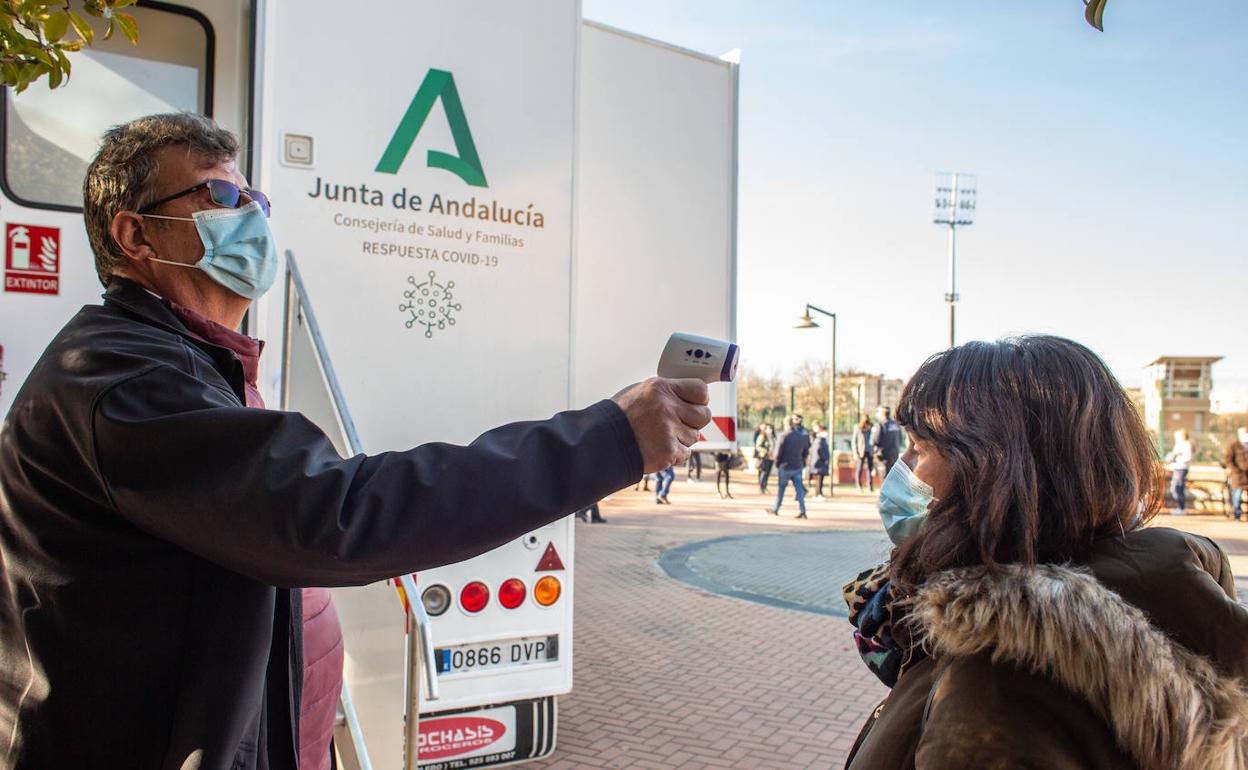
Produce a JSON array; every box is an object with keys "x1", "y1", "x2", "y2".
[{"x1": 846, "y1": 528, "x2": 1248, "y2": 770}]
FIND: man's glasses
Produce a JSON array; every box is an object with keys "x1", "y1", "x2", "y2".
[{"x1": 138, "y1": 179, "x2": 272, "y2": 218}]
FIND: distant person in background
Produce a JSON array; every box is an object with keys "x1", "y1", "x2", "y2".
[
  {"x1": 687, "y1": 450, "x2": 703, "y2": 482},
  {"x1": 1164, "y1": 429, "x2": 1194, "y2": 515},
  {"x1": 575, "y1": 501, "x2": 606, "y2": 523},
  {"x1": 715, "y1": 450, "x2": 734, "y2": 499},
  {"x1": 853, "y1": 416, "x2": 875, "y2": 492},
  {"x1": 655, "y1": 465, "x2": 675, "y2": 504},
  {"x1": 766, "y1": 415, "x2": 810, "y2": 519},
  {"x1": 810, "y1": 421, "x2": 831, "y2": 500},
  {"x1": 1223, "y1": 427, "x2": 1248, "y2": 521},
  {"x1": 870, "y1": 406, "x2": 904, "y2": 476},
  {"x1": 755, "y1": 423, "x2": 776, "y2": 493},
  {"x1": 793, "y1": 413, "x2": 810, "y2": 483}
]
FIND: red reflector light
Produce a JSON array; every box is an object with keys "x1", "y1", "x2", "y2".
[
  {"x1": 460, "y1": 581, "x2": 489, "y2": 613},
  {"x1": 535, "y1": 542, "x2": 565, "y2": 572},
  {"x1": 499, "y1": 578, "x2": 526, "y2": 609}
]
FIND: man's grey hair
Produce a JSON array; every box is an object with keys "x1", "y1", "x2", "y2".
[{"x1": 83, "y1": 113, "x2": 239, "y2": 287}]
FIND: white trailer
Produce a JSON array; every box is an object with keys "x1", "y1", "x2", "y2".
[
  {"x1": 0, "y1": 3, "x2": 738, "y2": 767},
  {"x1": 573, "y1": 22, "x2": 739, "y2": 453}
]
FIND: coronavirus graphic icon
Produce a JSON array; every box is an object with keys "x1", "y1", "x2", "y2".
[{"x1": 399, "y1": 271, "x2": 461, "y2": 338}]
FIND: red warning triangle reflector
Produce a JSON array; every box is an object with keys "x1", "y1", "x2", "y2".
[{"x1": 536, "y1": 542, "x2": 565, "y2": 572}]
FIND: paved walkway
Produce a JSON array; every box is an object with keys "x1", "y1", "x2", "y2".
[
  {"x1": 659, "y1": 531, "x2": 893, "y2": 617},
  {"x1": 532, "y1": 479, "x2": 889, "y2": 769},
  {"x1": 531, "y1": 473, "x2": 1248, "y2": 769}
]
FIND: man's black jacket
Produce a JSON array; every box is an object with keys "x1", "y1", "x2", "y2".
[
  {"x1": 772, "y1": 428, "x2": 809, "y2": 471},
  {"x1": 0, "y1": 278, "x2": 642, "y2": 769}
]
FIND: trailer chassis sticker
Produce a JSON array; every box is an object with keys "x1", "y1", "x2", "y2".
[{"x1": 418, "y1": 697, "x2": 556, "y2": 769}]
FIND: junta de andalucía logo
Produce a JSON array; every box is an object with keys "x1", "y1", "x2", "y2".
[{"x1": 377, "y1": 69, "x2": 487, "y2": 188}]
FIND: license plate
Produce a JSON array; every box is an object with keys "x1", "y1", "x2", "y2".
[{"x1": 435, "y1": 635, "x2": 559, "y2": 675}]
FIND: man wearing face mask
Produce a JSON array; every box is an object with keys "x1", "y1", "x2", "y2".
[{"x1": 0, "y1": 114, "x2": 711, "y2": 769}]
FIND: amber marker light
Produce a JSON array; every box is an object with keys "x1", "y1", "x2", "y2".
[
  {"x1": 460, "y1": 581, "x2": 490, "y2": 613},
  {"x1": 499, "y1": 578, "x2": 527, "y2": 609},
  {"x1": 533, "y1": 576, "x2": 561, "y2": 606}
]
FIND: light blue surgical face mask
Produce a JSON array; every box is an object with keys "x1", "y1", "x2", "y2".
[
  {"x1": 878, "y1": 459, "x2": 935, "y2": 545},
  {"x1": 145, "y1": 201, "x2": 278, "y2": 300}
]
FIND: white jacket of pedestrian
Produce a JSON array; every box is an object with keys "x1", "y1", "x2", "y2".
[{"x1": 1165, "y1": 438, "x2": 1193, "y2": 471}]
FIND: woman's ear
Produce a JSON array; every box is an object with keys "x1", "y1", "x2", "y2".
[{"x1": 109, "y1": 211, "x2": 158, "y2": 265}]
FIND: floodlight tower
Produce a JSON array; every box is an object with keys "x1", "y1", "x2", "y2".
[{"x1": 932, "y1": 172, "x2": 977, "y2": 348}]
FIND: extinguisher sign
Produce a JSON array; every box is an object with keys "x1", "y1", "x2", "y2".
[{"x1": 5, "y1": 223, "x2": 60, "y2": 295}]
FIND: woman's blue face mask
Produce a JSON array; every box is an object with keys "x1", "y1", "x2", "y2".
[{"x1": 878, "y1": 458, "x2": 935, "y2": 545}]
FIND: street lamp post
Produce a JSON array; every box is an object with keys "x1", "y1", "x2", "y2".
[
  {"x1": 932, "y1": 172, "x2": 977, "y2": 348},
  {"x1": 796, "y1": 304, "x2": 836, "y2": 496}
]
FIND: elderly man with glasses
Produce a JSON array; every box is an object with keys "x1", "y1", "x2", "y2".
[{"x1": 0, "y1": 113, "x2": 711, "y2": 770}]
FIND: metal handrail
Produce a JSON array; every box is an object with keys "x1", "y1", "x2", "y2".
[
  {"x1": 279, "y1": 251, "x2": 442, "y2": 770},
  {"x1": 334, "y1": 685, "x2": 371, "y2": 770},
  {"x1": 410, "y1": 584, "x2": 441, "y2": 703},
  {"x1": 280, "y1": 251, "x2": 373, "y2": 770},
  {"x1": 280, "y1": 250, "x2": 363, "y2": 456},
  {"x1": 399, "y1": 573, "x2": 441, "y2": 770}
]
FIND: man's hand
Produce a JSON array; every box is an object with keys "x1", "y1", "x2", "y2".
[{"x1": 613, "y1": 378, "x2": 712, "y2": 473}]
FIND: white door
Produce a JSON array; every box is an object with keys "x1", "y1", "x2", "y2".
[{"x1": 0, "y1": 0, "x2": 251, "y2": 417}]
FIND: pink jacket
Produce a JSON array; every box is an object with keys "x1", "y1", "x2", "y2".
[{"x1": 300, "y1": 587, "x2": 345, "y2": 770}]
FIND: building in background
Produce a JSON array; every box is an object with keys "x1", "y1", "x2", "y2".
[
  {"x1": 844, "y1": 373, "x2": 905, "y2": 425},
  {"x1": 1143, "y1": 356, "x2": 1222, "y2": 452}
]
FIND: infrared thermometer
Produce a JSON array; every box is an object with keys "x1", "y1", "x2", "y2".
[{"x1": 657, "y1": 333, "x2": 739, "y2": 383}]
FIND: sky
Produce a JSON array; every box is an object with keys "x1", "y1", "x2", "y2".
[{"x1": 582, "y1": 0, "x2": 1248, "y2": 392}]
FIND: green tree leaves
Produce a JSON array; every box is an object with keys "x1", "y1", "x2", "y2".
[
  {"x1": 1085, "y1": 0, "x2": 1108, "y2": 31},
  {"x1": 1, "y1": 1, "x2": 139, "y2": 93},
  {"x1": 67, "y1": 9, "x2": 92, "y2": 44},
  {"x1": 42, "y1": 10, "x2": 67, "y2": 42}
]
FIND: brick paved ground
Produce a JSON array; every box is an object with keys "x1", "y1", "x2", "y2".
[{"x1": 531, "y1": 471, "x2": 1248, "y2": 769}]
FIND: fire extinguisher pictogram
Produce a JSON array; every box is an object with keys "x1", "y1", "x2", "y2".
[{"x1": 8, "y1": 227, "x2": 29, "y2": 270}]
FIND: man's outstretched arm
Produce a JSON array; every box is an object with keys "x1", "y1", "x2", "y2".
[{"x1": 94, "y1": 365, "x2": 709, "y2": 587}]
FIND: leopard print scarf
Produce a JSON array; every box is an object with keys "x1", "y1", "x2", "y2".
[{"x1": 842, "y1": 561, "x2": 921, "y2": 687}]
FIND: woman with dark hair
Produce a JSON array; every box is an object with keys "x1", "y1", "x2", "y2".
[{"x1": 843, "y1": 336, "x2": 1248, "y2": 770}]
